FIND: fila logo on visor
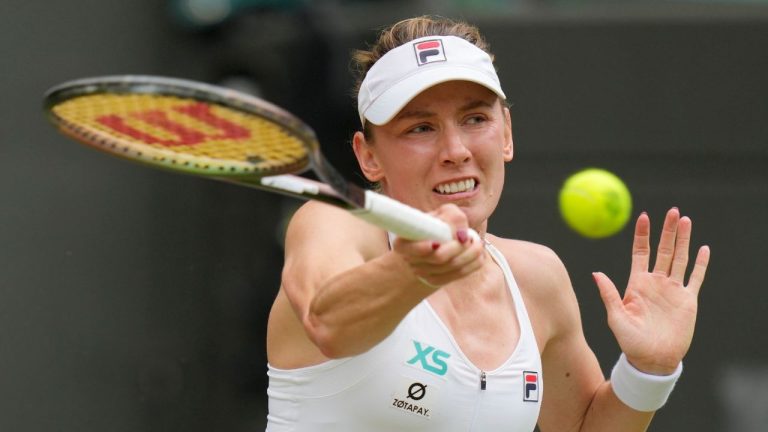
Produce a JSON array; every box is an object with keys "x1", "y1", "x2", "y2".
[{"x1": 413, "y1": 39, "x2": 447, "y2": 66}]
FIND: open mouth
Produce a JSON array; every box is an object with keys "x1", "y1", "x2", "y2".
[{"x1": 434, "y1": 178, "x2": 477, "y2": 195}]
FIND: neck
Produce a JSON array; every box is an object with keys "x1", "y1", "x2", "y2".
[{"x1": 437, "y1": 246, "x2": 505, "y2": 304}]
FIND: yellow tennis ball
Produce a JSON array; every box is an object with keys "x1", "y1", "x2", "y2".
[{"x1": 559, "y1": 168, "x2": 632, "y2": 239}]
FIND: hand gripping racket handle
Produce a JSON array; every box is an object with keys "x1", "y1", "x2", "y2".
[{"x1": 352, "y1": 191, "x2": 454, "y2": 242}]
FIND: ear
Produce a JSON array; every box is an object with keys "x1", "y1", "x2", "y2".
[
  {"x1": 352, "y1": 131, "x2": 385, "y2": 182},
  {"x1": 502, "y1": 106, "x2": 514, "y2": 162}
]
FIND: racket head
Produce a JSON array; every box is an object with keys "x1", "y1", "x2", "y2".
[{"x1": 43, "y1": 75, "x2": 317, "y2": 179}]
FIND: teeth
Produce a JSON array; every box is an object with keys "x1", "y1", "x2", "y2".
[{"x1": 436, "y1": 179, "x2": 475, "y2": 195}]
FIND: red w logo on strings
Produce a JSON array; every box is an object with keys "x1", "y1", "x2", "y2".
[{"x1": 96, "y1": 102, "x2": 251, "y2": 146}]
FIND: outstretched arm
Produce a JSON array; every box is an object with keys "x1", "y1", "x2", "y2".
[
  {"x1": 538, "y1": 208, "x2": 710, "y2": 431},
  {"x1": 273, "y1": 201, "x2": 484, "y2": 361}
]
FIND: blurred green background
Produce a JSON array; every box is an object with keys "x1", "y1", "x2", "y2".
[{"x1": 1, "y1": 0, "x2": 767, "y2": 430}]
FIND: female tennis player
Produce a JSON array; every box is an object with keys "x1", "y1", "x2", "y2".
[{"x1": 265, "y1": 15, "x2": 710, "y2": 431}]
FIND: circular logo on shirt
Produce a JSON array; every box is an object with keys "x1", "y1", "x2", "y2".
[{"x1": 407, "y1": 382, "x2": 427, "y2": 401}]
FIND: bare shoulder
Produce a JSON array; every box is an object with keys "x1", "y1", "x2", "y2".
[
  {"x1": 486, "y1": 235, "x2": 571, "y2": 299},
  {"x1": 268, "y1": 201, "x2": 390, "y2": 368},
  {"x1": 288, "y1": 200, "x2": 369, "y2": 236},
  {"x1": 285, "y1": 200, "x2": 388, "y2": 261},
  {"x1": 485, "y1": 234, "x2": 580, "y2": 348}
]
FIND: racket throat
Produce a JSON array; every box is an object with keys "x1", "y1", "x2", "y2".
[{"x1": 256, "y1": 175, "x2": 361, "y2": 209}]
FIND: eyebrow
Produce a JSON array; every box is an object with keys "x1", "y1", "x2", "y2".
[
  {"x1": 459, "y1": 98, "x2": 496, "y2": 112},
  {"x1": 393, "y1": 97, "x2": 497, "y2": 122}
]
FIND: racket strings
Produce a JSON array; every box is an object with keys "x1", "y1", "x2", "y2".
[{"x1": 52, "y1": 94, "x2": 310, "y2": 175}]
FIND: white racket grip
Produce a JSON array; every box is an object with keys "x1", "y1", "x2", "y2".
[{"x1": 352, "y1": 190, "x2": 453, "y2": 241}]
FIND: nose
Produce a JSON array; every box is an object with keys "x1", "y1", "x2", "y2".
[{"x1": 438, "y1": 127, "x2": 472, "y2": 166}]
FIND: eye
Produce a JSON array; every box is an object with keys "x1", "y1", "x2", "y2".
[
  {"x1": 464, "y1": 114, "x2": 487, "y2": 126},
  {"x1": 407, "y1": 123, "x2": 434, "y2": 134}
]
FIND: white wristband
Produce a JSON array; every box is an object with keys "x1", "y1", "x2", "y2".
[{"x1": 610, "y1": 353, "x2": 683, "y2": 412}]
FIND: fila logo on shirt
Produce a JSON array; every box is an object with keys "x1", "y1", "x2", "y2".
[
  {"x1": 407, "y1": 340, "x2": 451, "y2": 376},
  {"x1": 413, "y1": 39, "x2": 447, "y2": 66},
  {"x1": 523, "y1": 371, "x2": 539, "y2": 402}
]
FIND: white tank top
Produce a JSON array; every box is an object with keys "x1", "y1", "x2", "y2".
[{"x1": 267, "y1": 240, "x2": 542, "y2": 431}]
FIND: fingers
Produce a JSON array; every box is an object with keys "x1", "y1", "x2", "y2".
[
  {"x1": 394, "y1": 203, "x2": 484, "y2": 287},
  {"x1": 393, "y1": 203, "x2": 471, "y2": 256},
  {"x1": 644, "y1": 207, "x2": 710, "y2": 290},
  {"x1": 430, "y1": 204, "x2": 470, "y2": 243},
  {"x1": 631, "y1": 212, "x2": 652, "y2": 274},
  {"x1": 669, "y1": 216, "x2": 691, "y2": 283},
  {"x1": 408, "y1": 234, "x2": 484, "y2": 284},
  {"x1": 593, "y1": 271, "x2": 624, "y2": 322},
  {"x1": 652, "y1": 208, "x2": 680, "y2": 276},
  {"x1": 686, "y1": 245, "x2": 711, "y2": 296}
]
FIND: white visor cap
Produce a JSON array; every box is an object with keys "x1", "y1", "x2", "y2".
[{"x1": 358, "y1": 35, "x2": 506, "y2": 126}]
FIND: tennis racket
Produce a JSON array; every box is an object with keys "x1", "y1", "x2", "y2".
[{"x1": 43, "y1": 75, "x2": 452, "y2": 241}]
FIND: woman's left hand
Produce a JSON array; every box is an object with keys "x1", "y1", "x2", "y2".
[{"x1": 593, "y1": 208, "x2": 711, "y2": 375}]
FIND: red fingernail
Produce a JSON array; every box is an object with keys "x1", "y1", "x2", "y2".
[
  {"x1": 457, "y1": 229, "x2": 468, "y2": 244},
  {"x1": 432, "y1": 242, "x2": 440, "y2": 250}
]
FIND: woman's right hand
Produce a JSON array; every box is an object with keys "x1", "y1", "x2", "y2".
[{"x1": 392, "y1": 203, "x2": 485, "y2": 289}]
